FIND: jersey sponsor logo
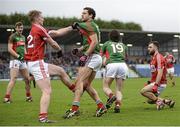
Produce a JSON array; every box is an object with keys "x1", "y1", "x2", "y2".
[{"x1": 16, "y1": 41, "x2": 25, "y2": 46}]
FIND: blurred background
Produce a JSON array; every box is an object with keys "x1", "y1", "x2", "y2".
[{"x1": 0, "y1": 0, "x2": 180, "y2": 79}]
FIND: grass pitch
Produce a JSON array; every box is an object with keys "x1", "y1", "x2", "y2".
[{"x1": 0, "y1": 78, "x2": 180, "y2": 126}]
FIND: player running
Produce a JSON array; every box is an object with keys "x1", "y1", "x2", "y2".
[
  {"x1": 25, "y1": 10, "x2": 75, "y2": 123},
  {"x1": 164, "y1": 52, "x2": 176, "y2": 86},
  {"x1": 100, "y1": 30, "x2": 128, "y2": 113},
  {"x1": 140, "y1": 41, "x2": 175, "y2": 110},
  {"x1": 4, "y1": 22, "x2": 32, "y2": 103}
]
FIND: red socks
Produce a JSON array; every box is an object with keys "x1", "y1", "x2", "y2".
[
  {"x1": 39, "y1": 113, "x2": 47, "y2": 120},
  {"x1": 97, "y1": 102, "x2": 104, "y2": 109},
  {"x1": 108, "y1": 93, "x2": 114, "y2": 98},
  {"x1": 69, "y1": 84, "x2": 75, "y2": 92},
  {"x1": 4, "y1": 94, "x2": 10, "y2": 99},
  {"x1": 26, "y1": 92, "x2": 31, "y2": 97},
  {"x1": 115, "y1": 101, "x2": 121, "y2": 107}
]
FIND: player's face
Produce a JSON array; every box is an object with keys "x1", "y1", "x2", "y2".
[
  {"x1": 81, "y1": 9, "x2": 91, "y2": 22},
  {"x1": 37, "y1": 14, "x2": 44, "y2": 25},
  {"x1": 15, "y1": 25, "x2": 23, "y2": 34},
  {"x1": 148, "y1": 43, "x2": 156, "y2": 55}
]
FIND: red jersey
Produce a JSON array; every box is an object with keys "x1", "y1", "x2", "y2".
[
  {"x1": 164, "y1": 54, "x2": 175, "y2": 68},
  {"x1": 25, "y1": 24, "x2": 50, "y2": 61},
  {"x1": 150, "y1": 52, "x2": 167, "y2": 84}
]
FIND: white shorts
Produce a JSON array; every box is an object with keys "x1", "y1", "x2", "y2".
[
  {"x1": 105, "y1": 63, "x2": 128, "y2": 79},
  {"x1": 149, "y1": 82, "x2": 167, "y2": 96},
  {"x1": 27, "y1": 60, "x2": 49, "y2": 81},
  {"x1": 167, "y1": 67, "x2": 174, "y2": 74},
  {"x1": 86, "y1": 54, "x2": 102, "y2": 72},
  {"x1": 9, "y1": 60, "x2": 27, "y2": 69}
]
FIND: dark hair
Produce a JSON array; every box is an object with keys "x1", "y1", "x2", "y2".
[
  {"x1": 83, "y1": 7, "x2": 96, "y2": 19},
  {"x1": 109, "y1": 30, "x2": 120, "y2": 42},
  {"x1": 28, "y1": 10, "x2": 42, "y2": 22},
  {"x1": 15, "y1": 22, "x2": 23, "y2": 28},
  {"x1": 149, "y1": 41, "x2": 159, "y2": 49}
]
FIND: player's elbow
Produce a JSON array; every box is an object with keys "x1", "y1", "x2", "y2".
[
  {"x1": 48, "y1": 30, "x2": 58, "y2": 38},
  {"x1": 52, "y1": 44, "x2": 61, "y2": 51}
]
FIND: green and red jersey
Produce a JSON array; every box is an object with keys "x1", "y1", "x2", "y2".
[
  {"x1": 9, "y1": 32, "x2": 26, "y2": 60},
  {"x1": 77, "y1": 21, "x2": 100, "y2": 54},
  {"x1": 101, "y1": 41, "x2": 127, "y2": 64}
]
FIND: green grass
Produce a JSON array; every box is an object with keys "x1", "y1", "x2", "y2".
[{"x1": 0, "y1": 78, "x2": 180, "y2": 126}]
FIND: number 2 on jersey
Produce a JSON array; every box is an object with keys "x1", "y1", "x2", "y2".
[{"x1": 27, "y1": 35, "x2": 34, "y2": 48}]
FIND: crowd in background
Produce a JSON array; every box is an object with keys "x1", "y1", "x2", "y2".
[{"x1": 0, "y1": 51, "x2": 154, "y2": 79}]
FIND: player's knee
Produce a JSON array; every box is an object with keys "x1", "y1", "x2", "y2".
[
  {"x1": 43, "y1": 88, "x2": 52, "y2": 95},
  {"x1": 24, "y1": 78, "x2": 29, "y2": 83},
  {"x1": 9, "y1": 78, "x2": 17, "y2": 85},
  {"x1": 140, "y1": 88, "x2": 146, "y2": 95}
]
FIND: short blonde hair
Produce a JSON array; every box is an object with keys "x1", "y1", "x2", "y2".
[
  {"x1": 15, "y1": 21, "x2": 23, "y2": 28},
  {"x1": 28, "y1": 10, "x2": 42, "y2": 22}
]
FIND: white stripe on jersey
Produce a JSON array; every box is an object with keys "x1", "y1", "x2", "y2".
[{"x1": 34, "y1": 24, "x2": 50, "y2": 38}]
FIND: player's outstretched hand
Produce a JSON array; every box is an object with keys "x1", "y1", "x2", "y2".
[{"x1": 71, "y1": 22, "x2": 79, "y2": 30}]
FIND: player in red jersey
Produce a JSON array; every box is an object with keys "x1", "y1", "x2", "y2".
[
  {"x1": 25, "y1": 10, "x2": 75, "y2": 123},
  {"x1": 140, "y1": 41, "x2": 175, "y2": 110},
  {"x1": 164, "y1": 52, "x2": 176, "y2": 86}
]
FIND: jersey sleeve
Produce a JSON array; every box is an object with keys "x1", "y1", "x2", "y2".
[
  {"x1": 101, "y1": 42, "x2": 108, "y2": 55},
  {"x1": 78, "y1": 22, "x2": 86, "y2": 29},
  {"x1": 38, "y1": 26, "x2": 50, "y2": 40},
  {"x1": 78, "y1": 22, "x2": 96, "y2": 34},
  {"x1": 124, "y1": 44, "x2": 128, "y2": 57}
]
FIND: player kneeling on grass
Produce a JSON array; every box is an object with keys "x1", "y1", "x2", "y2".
[
  {"x1": 140, "y1": 41, "x2": 175, "y2": 110},
  {"x1": 100, "y1": 30, "x2": 128, "y2": 113}
]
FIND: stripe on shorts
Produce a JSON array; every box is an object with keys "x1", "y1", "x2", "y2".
[{"x1": 39, "y1": 60, "x2": 47, "y2": 79}]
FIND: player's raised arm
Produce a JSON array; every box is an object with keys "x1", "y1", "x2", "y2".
[{"x1": 48, "y1": 26, "x2": 73, "y2": 38}]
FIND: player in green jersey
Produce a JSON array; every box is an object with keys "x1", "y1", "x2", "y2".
[
  {"x1": 49, "y1": 7, "x2": 106, "y2": 118},
  {"x1": 4, "y1": 22, "x2": 32, "y2": 103},
  {"x1": 101, "y1": 30, "x2": 128, "y2": 113}
]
